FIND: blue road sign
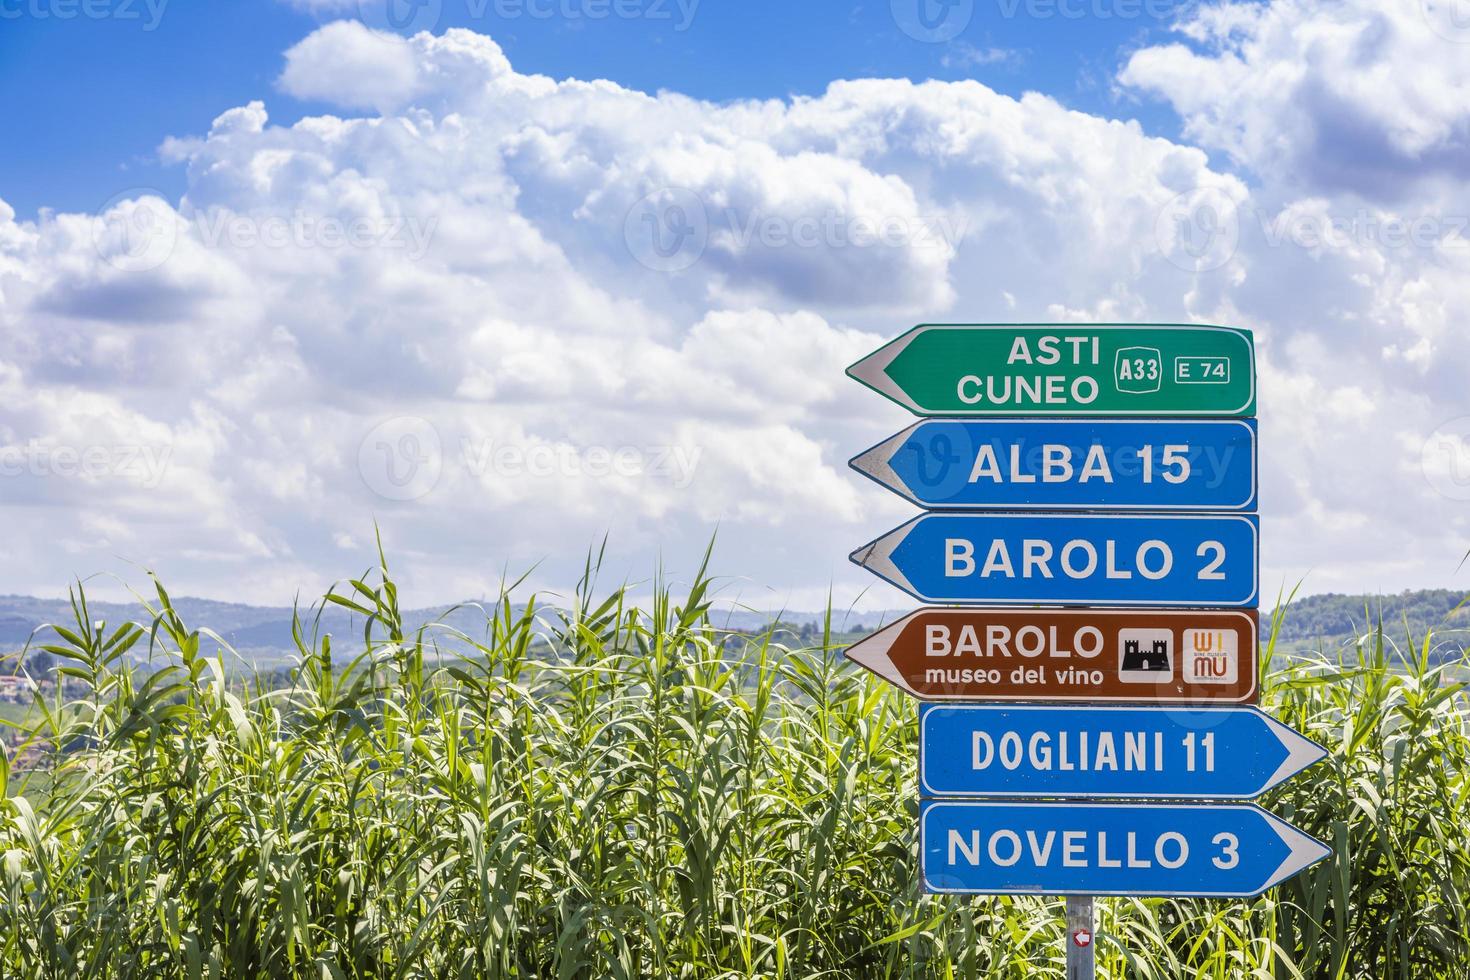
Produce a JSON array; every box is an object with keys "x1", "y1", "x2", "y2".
[
  {"x1": 850, "y1": 419, "x2": 1257, "y2": 511},
  {"x1": 919, "y1": 705, "x2": 1325, "y2": 800},
  {"x1": 850, "y1": 513, "x2": 1259, "y2": 607},
  {"x1": 921, "y1": 801, "x2": 1329, "y2": 897}
]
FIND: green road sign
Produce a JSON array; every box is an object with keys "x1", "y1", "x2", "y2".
[{"x1": 847, "y1": 324, "x2": 1256, "y2": 417}]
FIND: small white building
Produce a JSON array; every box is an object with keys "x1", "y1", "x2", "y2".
[{"x1": 0, "y1": 675, "x2": 37, "y2": 701}]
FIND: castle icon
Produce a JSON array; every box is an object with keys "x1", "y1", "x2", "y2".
[{"x1": 1121, "y1": 638, "x2": 1170, "y2": 672}]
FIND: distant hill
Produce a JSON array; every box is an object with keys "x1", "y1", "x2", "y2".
[
  {"x1": 0, "y1": 592, "x2": 901, "y2": 668},
  {"x1": 1272, "y1": 589, "x2": 1470, "y2": 644},
  {"x1": 5, "y1": 588, "x2": 1465, "y2": 670}
]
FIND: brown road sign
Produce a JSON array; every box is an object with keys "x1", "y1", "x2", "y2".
[{"x1": 846, "y1": 607, "x2": 1258, "y2": 703}]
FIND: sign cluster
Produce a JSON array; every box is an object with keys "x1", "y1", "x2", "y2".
[{"x1": 846, "y1": 324, "x2": 1330, "y2": 901}]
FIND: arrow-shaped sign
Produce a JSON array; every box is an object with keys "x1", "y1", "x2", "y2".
[
  {"x1": 919, "y1": 704, "x2": 1324, "y2": 800},
  {"x1": 847, "y1": 324, "x2": 1256, "y2": 417},
  {"x1": 921, "y1": 801, "x2": 1330, "y2": 897},
  {"x1": 850, "y1": 418, "x2": 1257, "y2": 511},
  {"x1": 845, "y1": 607, "x2": 1259, "y2": 703},
  {"x1": 851, "y1": 513, "x2": 1260, "y2": 607}
]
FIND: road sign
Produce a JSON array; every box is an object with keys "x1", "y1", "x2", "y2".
[
  {"x1": 850, "y1": 513, "x2": 1259, "y2": 607},
  {"x1": 850, "y1": 418, "x2": 1257, "y2": 511},
  {"x1": 918, "y1": 704, "x2": 1324, "y2": 800},
  {"x1": 845, "y1": 607, "x2": 1259, "y2": 703},
  {"x1": 847, "y1": 324, "x2": 1255, "y2": 417},
  {"x1": 920, "y1": 801, "x2": 1329, "y2": 897}
]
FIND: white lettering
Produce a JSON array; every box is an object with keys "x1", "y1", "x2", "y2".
[{"x1": 946, "y1": 539, "x2": 976, "y2": 576}]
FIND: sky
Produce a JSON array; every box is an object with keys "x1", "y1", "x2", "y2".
[
  {"x1": 0, "y1": 0, "x2": 1183, "y2": 218},
  {"x1": 1, "y1": 0, "x2": 1469, "y2": 611}
]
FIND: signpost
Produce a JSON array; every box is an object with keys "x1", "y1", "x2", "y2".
[
  {"x1": 920, "y1": 801, "x2": 1330, "y2": 898},
  {"x1": 918, "y1": 704, "x2": 1326, "y2": 799},
  {"x1": 850, "y1": 512, "x2": 1259, "y2": 607},
  {"x1": 846, "y1": 324, "x2": 1255, "y2": 417},
  {"x1": 850, "y1": 418, "x2": 1257, "y2": 511},
  {"x1": 845, "y1": 607, "x2": 1259, "y2": 703},
  {"x1": 843, "y1": 323, "x2": 1325, "y2": 975}
]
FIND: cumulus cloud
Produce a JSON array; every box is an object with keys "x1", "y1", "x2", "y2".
[
  {"x1": 1120, "y1": 0, "x2": 1470, "y2": 197},
  {"x1": 278, "y1": 21, "x2": 426, "y2": 112},
  {"x1": 0, "y1": 11, "x2": 1467, "y2": 607}
]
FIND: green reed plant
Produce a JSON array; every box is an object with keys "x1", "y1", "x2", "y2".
[{"x1": 1, "y1": 546, "x2": 1467, "y2": 978}]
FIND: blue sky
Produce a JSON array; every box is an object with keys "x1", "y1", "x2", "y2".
[
  {"x1": 2, "y1": 0, "x2": 1188, "y2": 218},
  {"x1": 1, "y1": 0, "x2": 1469, "y2": 608}
]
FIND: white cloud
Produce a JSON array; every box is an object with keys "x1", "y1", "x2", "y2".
[
  {"x1": 278, "y1": 21, "x2": 426, "y2": 113},
  {"x1": 941, "y1": 42, "x2": 1023, "y2": 70},
  {"x1": 1, "y1": 12, "x2": 1468, "y2": 608},
  {"x1": 1120, "y1": 0, "x2": 1470, "y2": 197}
]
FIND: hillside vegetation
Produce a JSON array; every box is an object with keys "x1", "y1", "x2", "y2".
[
  {"x1": 6, "y1": 586, "x2": 1464, "y2": 670},
  {"x1": 1, "y1": 549, "x2": 1468, "y2": 978},
  {"x1": 1269, "y1": 588, "x2": 1469, "y2": 643},
  {"x1": 0, "y1": 594, "x2": 891, "y2": 671}
]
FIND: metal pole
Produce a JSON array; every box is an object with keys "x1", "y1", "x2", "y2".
[{"x1": 1065, "y1": 895, "x2": 1095, "y2": 979}]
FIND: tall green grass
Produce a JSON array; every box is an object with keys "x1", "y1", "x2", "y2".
[{"x1": 1, "y1": 547, "x2": 1467, "y2": 978}]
